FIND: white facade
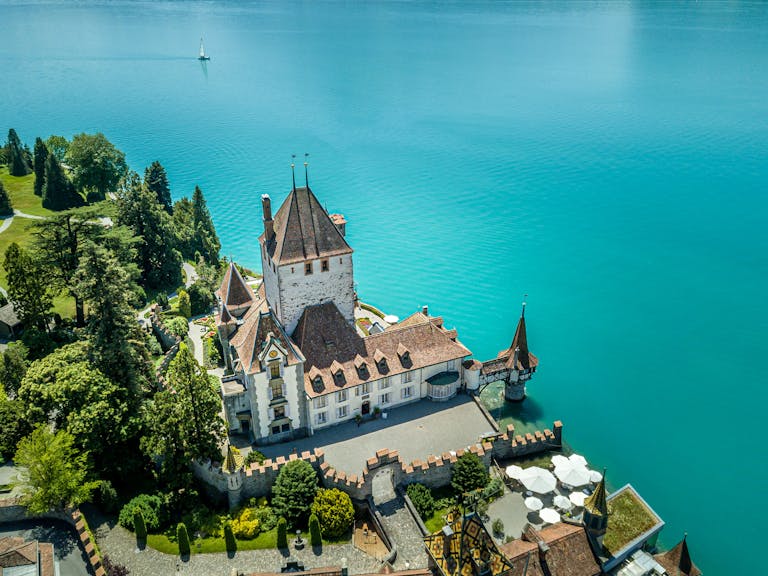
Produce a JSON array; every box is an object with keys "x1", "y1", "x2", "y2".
[
  {"x1": 261, "y1": 254, "x2": 355, "y2": 335},
  {"x1": 308, "y1": 359, "x2": 463, "y2": 431}
]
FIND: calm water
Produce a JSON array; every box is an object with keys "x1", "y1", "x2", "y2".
[{"x1": 3, "y1": 1, "x2": 767, "y2": 573}]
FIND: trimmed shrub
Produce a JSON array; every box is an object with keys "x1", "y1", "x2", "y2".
[
  {"x1": 492, "y1": 518, "x2": 504, "y2": 537},
  {"x1": 177, "y1": 523, "x2": 190, "y2": 556},
  {"x1": 406, "y1": 483, "x2": 435, "y2": 519},
  {"x1": 276, "y1": 517, "x2": 288, "y2": 549},
  {"x1": 133, "y1": 509, "x2": 147, "y2": 540},
  {"x1": 309, "y1": 513, "x2": 322, "y2": 547},
  {"x1": 224, "y1": 521, "x2": 237, "y2": 553},
  {"x1": 272, "y1": 459, "x2": 318, "y2": 526},
  {"x1": 177, "y1": 290, "x2": 192, "y2": 319},
  {"x1": 244, "y1": 450, "x2": 266, "y2": 466},
  {"x1": 230, "y1": 507, "x2": 260, "y2": 539},
  {"x1": 119, "y1": 494, "x2": 164, "y2": 532},
  {"x1": 310, "y1": 488, "x2": 354, "y2": 539},
  {"x1": 451, "y1": 452, "x2": 490, "y2": 494}
]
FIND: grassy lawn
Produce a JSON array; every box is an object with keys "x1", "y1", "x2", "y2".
[
  {"x1": 0, "y1": 166, "x2": 56, "y2": 218},
  {"x1": 424, "y1": 506, "x2": 451, "y2": 533},
  {"x1": 145, "y1": 528, "x2": 350, "y2": 555},
  {"x1": 603, "y1": 490, "x2": 659, "y2": 554}
]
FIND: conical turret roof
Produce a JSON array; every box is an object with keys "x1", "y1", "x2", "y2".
[
  {"x1": 223, "y1": 444, "x2": 244, "y2": 474},
  {"x1": 219, "y1": 262, "x2": 255, "y2": 312},
  {"x1": 584, "y1": 473, "x2": 608, "y2": 517},
  {"x1": 655, "y1": 534, "x2": 701, "y2": 576}
]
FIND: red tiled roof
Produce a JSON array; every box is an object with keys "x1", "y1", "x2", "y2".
[
  {"x1": 293, "y1": 304, "x2": 471, "y2": 397},
  {"x1": 229, "y1": 305, "x2": 302, "y2": 373},
  {"x1": 654, "y1": 536, "x2": 701, "y2": 576},
  {"x1": 0, "y1": 538, "x2": 38, "y2": 568},
  {"x1": 218, "y1": 262, "x2": 256, "y2": 313},
  {"x1": 260, "y1": 186, "x2": 353, "y2": 265},
  {"x1": 500, "y1": 524, "x2": 601, "y2": 576}
]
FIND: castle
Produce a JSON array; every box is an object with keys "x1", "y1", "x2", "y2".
[{"x1": 215, "y1": 178, "x2": 537, "y2": 445}]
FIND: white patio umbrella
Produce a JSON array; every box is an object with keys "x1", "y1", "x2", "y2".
[
  {"x1": 519, "y1": 466, "x2": 557, "y2": 494},
  {"x1": 506, "y1": 465, "x2": 523, "y2": 480},
  {"x1": 569, "y1": 492, "x2": 587, "y2": 507},
  {"x1": 569, "y1": 454, "x2": 588, "y2": 467},
  {"x1": 524, "y1": 496, "x2": 543, "y2": 511},
  {"x1": 539, "y1": 508, "x2": 561, "y2": 524},
  {"x1": 553, "y1": 495, "x2": 573, "y2": 511},
  {"x1": 589, "y1": 469, "x2": 603, "y2": 483},
  {"x1": 554, "y1": 461, "x2": 591, "y2": 487},
  {"x1": 551, "y1": 455, "x2": 569, "y2": 467}
]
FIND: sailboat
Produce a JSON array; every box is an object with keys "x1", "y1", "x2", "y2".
[{"x1": 198, "y1": 37, "x2": 210, "y2": 61}]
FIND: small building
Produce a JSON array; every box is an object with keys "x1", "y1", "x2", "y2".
[
  {"x1": 425, "y1": 509, "x2": 515, "y2": 576},
  {"x1": 0, "y1": 536, "x2": 54, "y2": 576},
  {"x1": 0, "y1": 303, "x2": 22, "y2": 339}
]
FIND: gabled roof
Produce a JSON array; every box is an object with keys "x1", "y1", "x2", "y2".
[
  {"x1": 500, "y1": 523, "x2": 601, "y2": 576},
  {"x1": 0, "y1": 303, "x2": 21, "y2": 328},
  {"x1": 654, "y1": 535, "x2": 701, "y2": 576},
  {"x1": 0, "y1": 537, "x2": 38, "y2": 568},
  {"x1": 293, "y1": 304, "x2": 471, "y2": 398},
  {"x1": 218, "y1": 262, "x2": 255, "y2": 312},
  {"x1": 261, "y1": 186, "x2": 353, "y2": 265},
  {"x1": 229, "y1": 307, "x2": 302, "y2": 373}
]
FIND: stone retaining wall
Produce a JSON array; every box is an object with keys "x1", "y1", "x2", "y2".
[
  {"x1": 0, "y1": 498, "x2": 105, "y2": 576},
  {"x1": 193, "y1": 421, "x2": 563, "y2": 508}
]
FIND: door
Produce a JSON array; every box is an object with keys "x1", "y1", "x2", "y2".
[{"x1": 362, "y1": 401, "x2": 370, "y2": 415}]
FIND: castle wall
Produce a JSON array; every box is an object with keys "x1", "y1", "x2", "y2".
[
  {"x1": 276, "y1": 255, "x2": 355, "y2": 335},
  {"x1": 193, "y1": 421, "x2": 563, "y2": 508}
]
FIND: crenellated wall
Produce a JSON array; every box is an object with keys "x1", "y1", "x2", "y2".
[{"x1": 193, "y1": 421, "x2": 563, "y2": 508}]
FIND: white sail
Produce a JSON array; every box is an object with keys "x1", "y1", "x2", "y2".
[{"x1": 199, "y1": 38, "x2": 205, "y2": 58}]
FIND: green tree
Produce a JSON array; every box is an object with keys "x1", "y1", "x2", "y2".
[
  {"x1": 0, "y1": 341, "x2": 29, "y2": 397},
  {"x1": 311, "y1": 488, "x2": 353, "y2": 539},
  {"x1": 177, "y1": 289, "x2": 191, "y2": 318},
  {"x1": 3, "y1": 243, "x2": 52, "y2": 331},
  {"x1": 309, "y1": 513, "x2": 322, "y2": 547},
  {"x1": 116, "y1": 172, "x2": 182, "y2": 289},
  {"x1": 33, "y1": 137, "x2": 49, "y2": 197},
  {"x1": 13, "y1": 425, "x2": 99, "y2": 513},
  {"x1": 34, "y1": 208, "x2": 109, "y2": 326},
  {"x1": 134, "y1": 509, "x2": 147, "y2": 540},
  {"x1": 45, "y1": 135, "x2": 69, "y2": 163},
  {"x1": 66, "y1": 132, "x2": 127, "y2": 201},
  {"x1": 18, "y1": 341, "x2": 136, "y2": 474},
  {"x1": 276, "y1": 517, "x2": 288, "y2": 549},
  {"x1": 451, "y1": 452, "x2": 489, "y2": 494},
  {"x1": 42, "y1": 153, "x2": 82, "y2": 210},
  {"x1": 0, "y1": 181, "x2": 12, "y2": 216},
  {"x1": 0, "y1": 395, "x2": 31, "y2": 460},
  {"x1": 224, "y1": 521, "x2": 237, "y2": 553},
  {"x1": 272, "y1": 459, "x2": 318, "y2": 526},
  {"x1": 191, "y1": 186, "x2": 220, "y2": 265},
  {"x1": 141, "y1": 345, "x2": 225, "y2": 488},
  {"x1": 176, "y1": 522, "x2": 190, "y2": 556},
  {"x1": 118, "y1": 493, "x2": 165, "y2": 531},
  {"x1": 74, "y1": 240, "x2": 151, "y2": 394},
  {"x1": 6, "y1": 129, "x2": 31, "y2": 176},
  {"x1": 406, "y1": 483, "x2": 435, "y2": 519},
  {"x1": 145, "y1": 161, "x2": 172, "y2": 213}
]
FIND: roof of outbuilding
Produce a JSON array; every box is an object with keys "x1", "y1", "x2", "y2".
[
  {"x1": 499, "y1": 523, "x2": 601, "y2": 576},
  {"x1": 293, "y1": 304, "x2": 471, "y2": 397},
  {"x1": 218, "y1": 262, "x2": 256, "y2": 312},
  {"x1": 0, "y1": 303, "x2": 21, "y2": 328},
  {"x1": 261, "y1": 186, "x2": 353, "y2": 265},
  {"x1": 654, "y1": 536, "x2": 701, "y2": 576}
]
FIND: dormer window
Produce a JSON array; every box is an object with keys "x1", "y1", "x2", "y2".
[
  {"x1": 330, "y1": 360, "x2": 345, "y2": 386},
  {"x1": 354, "y1": 354, "x2": 369, "y2": 379},
  {"x1": 314, "y1": 376, "x2": 323, "y2": 388},
  {"x1": 373, "y1": 349, "x2": 388, "y2": 373},
  {"x1": 305, "y1": 262, "x2": 313, "y2": 275},
  {"x1": 397, "y1": 343, "x2": 411, "y2": 367}
]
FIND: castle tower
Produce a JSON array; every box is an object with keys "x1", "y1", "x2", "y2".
[
  {"x1": 503, "y1": 300, "x2": 538, "y2": 401},
  {"x1": 259, "y1": 183, "x2": 355, "y2": 335},
  {"x1": 583, "y1": 470, "x2": 609, "y2": 540}
]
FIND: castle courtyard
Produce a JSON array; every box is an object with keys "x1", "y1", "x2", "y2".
[{"x1": 254, "y1": 395, "x2": 496, "y2": 475}]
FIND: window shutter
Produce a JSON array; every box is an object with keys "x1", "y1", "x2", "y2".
[
  {"x1": 285, "y1": 404, "x2": 291, "y2": 418},
  {"x1": 268, "y1": 408, "x2": 274, "y2": 420}
]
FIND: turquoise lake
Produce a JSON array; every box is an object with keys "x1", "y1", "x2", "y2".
[{"x1": 2, "y1": 1, "x2": 767, "y2": 573}]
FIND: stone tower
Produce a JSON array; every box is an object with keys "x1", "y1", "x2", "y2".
[
  {"x1": 259, "y1": 185, "x2": 355, "y2": 335},
  {"x1": 583, "y1": 470, "x2": 609, "y2": 541}
]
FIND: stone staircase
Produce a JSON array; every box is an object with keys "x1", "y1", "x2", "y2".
[{"x1": 372, "y1": 475, "x2": 428, "y2": 569}]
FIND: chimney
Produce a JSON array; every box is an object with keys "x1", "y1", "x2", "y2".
[
  {"x1": 422, "y1": 305, "x2": 429, "y2": 316},
  {"x1": 329, "y1": 213, "x2": 347, "y2": 237},
  {"x1": 262, "y1": 194, "x2": 274, "y2": 240}
]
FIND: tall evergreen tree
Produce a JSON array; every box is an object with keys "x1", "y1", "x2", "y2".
[
  {"x1": 42, "y1": 153, "x2": 82, "y2": 211},
  {"x1": 33, "y1": 137, "x2": 49, "y2": 197},
  {"x1": 3, "y1": 243, "x2": 52, "y2": 331},
  {"x1": 74, "y1": 241, "x2": 151, "y2": 394},
  {"x1": 116, "y1": 173, "x2": 182, "y2": 289},
  {"x1": 6, "y1": 129, "x2": 31, "y2": 176},
  {"x1": 144, "y1": 161, "x2": 172, "y2": 213},
  {"x1": 0, "y1": 181, "x2": 13, "y2": 216},
  {"x1": 34, "y1": 208, "x2": 107, "y2": 327},
  {"x1": 191, "y1": 186, "x2": 220, "y2": 265}
]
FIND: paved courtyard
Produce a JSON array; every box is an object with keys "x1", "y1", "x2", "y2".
[{"x1": 257, "y1": 395, "x2": 496, "y2": 475}]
